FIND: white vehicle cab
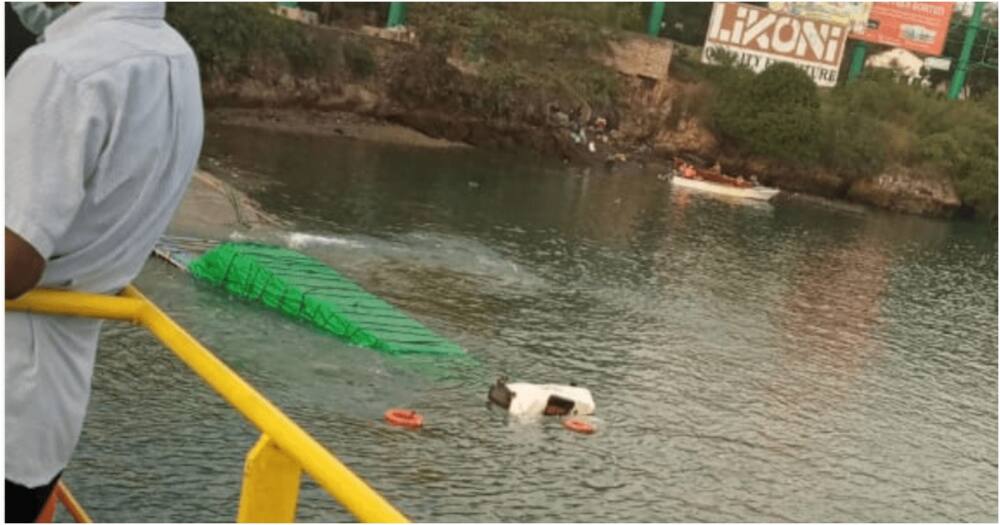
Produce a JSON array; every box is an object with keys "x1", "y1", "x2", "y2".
[{"x1": 488, "y1": 377, "x2": 595, "y2": 417}]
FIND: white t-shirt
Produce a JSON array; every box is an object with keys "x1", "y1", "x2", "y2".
[{"x1": 5, "y1": 2, "x2": 203, "y2": 487}]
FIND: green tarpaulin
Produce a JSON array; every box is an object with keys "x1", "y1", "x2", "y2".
[{"x1": 188, "y1": 242, "x2": 464, "y2": 356}]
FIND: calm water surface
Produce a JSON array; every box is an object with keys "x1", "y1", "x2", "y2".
[{"x1": 66, "y1": 125, "x2": 998, "y2": 522}]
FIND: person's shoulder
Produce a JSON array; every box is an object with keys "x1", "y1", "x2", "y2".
[
  {"x1": 24, "y1": 22, "x2": 196, "y2": 84},
  {"x1": 7, "y1": 44, "x2": 75, "y2": 89}
]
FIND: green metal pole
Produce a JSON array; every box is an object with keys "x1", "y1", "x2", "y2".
[
  {"x1": 647, "y1": 2, "x2": 666, "y2": 37},
  {"x1": 387, "y1": 2, "x2": 407, "y2": 28},
  {"x1": 948, "y1": 1, "x2": 984, "y2": 100},
  {"x1": 847, "y1": 41, "x2": 868, "y2": 82}
]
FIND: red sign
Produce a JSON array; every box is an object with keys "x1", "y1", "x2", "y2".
[{"x1": 854, "y1": 2, "x2": 955, "y2": 56}]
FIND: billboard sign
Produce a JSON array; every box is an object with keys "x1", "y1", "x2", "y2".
[
  {"x1": 924, "y1": 56, "x2": 952, "y2": 70},
  {"x1": 768, "y1": 2, "x2": 873, "y2": 34},
  {"x1": 854, "y1": 2, "x2": 955, "y2": 56},
  {"x1": 702, "y1": 3, "x2": 849, "y2": 87}
]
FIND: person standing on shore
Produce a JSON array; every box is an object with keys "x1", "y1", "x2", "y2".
[{"x1": 5, "y1": 3, "x2": 203, "y2": 520}]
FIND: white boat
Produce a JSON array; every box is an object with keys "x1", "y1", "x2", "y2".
[{"x1": 670, "y1": 174, "x2": 780, "y2": 201}]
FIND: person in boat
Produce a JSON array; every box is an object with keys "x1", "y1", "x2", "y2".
[
  {"x1": 5, "y1": 4, "x2": 204, "y2": 520},
  {"x1": 685, "y1": 161, "x2": 751, "y2": 189},
  {"x1": 674, "y1": 158, "x2": 700, "y2": 180}
]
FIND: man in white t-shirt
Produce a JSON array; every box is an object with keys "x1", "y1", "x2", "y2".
[{"x1": 5, "y1": 3, "x2": 203, "y2": 520}]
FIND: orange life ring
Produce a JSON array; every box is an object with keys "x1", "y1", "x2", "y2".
[
  {"x1": 384, "y1": 408, "x2": 423, "y2": 429},
  {"x1": 562, "y1": 418, "x2": 595, "y2": 434}
]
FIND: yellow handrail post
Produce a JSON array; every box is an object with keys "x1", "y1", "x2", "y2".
[
  {"x1": 56, "y1": 482, "x2": 94, "y2": 523},
  {"x1": 238, "y1": 435, "x2": 302, "y2": 523}
]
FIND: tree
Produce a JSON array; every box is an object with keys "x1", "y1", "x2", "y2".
[{"x1": 711, "y1": 62, "x2": 823, "y2": 164}]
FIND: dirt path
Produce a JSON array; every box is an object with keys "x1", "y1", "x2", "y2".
[{"x1": 208, "y1": 108, "x2": 467, "y2": 149}]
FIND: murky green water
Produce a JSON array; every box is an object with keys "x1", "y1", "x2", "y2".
[{"x1": 66, "y1": 125, "x2": 997, "y2": 522}]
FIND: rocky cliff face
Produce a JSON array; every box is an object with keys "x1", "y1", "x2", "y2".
[
  {"x1": 652, "y1": 117, "x2": 719, "y2": 160},
  {"x1": 847, "y1": 166, "x2": 962, "y2": 218}
]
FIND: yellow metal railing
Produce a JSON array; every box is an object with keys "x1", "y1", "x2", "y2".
[{"x1": 7, "y1": 286, "x2": 408, "y2": 523}]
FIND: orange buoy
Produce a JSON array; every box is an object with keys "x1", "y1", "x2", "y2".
[
  {"x1": 562, "y1": 418, "x2": 595, "y2": 434},
  {"x1": 384, "y1": 408, "x2": 423, "y2": 429}
]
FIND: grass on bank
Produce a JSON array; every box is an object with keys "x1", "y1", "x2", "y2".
[
  {"x1": 408, "y1": 3, "x2": 638, "y2": 118},
  {"x1": 166, "y1": 3, "x2": 326, "y2": 80}
]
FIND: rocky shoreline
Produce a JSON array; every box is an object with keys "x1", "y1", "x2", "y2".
[{"x1": 196, "y1": 21, "x2": 968, "y2": 220}]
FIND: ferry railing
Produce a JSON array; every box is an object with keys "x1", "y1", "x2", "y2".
[
  {"x1": 37, "y1": 482, "x2": 93, "y2": 523},
  {"x1": 6, "y1": 286, "x2": 409, "y2": 523}
]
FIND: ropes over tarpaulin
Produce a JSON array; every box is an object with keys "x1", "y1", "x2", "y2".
[{"x1": 187, "y1": 242, "x2": 465, "y2": 356}]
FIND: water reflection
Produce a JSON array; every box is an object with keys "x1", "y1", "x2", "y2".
[{"x1": 771, "y1": 224, "x2": 891, "y2": 412}]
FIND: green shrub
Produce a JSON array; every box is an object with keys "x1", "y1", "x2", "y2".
[
  {"x1": 709, "y1": 62, "x2": 822, "y2": 164},
  {"x1": 954, "y1": 154, "x2": 998, "y2": 220},
  {"x1": 751, "y1": 62, "x2": 820, "y2": 109},
  {"x1": 343, "y1": 40, "x2": 376, "y2": 78},
  {"x1": 916, "y1": 93, "x2": 998, "y2": 218},
  {"x1": 479, "y1": 61, "x2": 523, "y2": 117},
  {"x1": 827, "y1": 74, "x2": 997, "y2": 217},
  {"x1": 816, "y1": 77, "x2": 899, "y2": 178},
  {"x1": 818, "y1": 104, "x2": 887, "y2": 179},
  {"x1": 166, "y1": 3, "x2": 324, "y2": 80},
  {"x1": 830, "y1": 70, "x2": 925, "y2": 128},
  {"x1": 700, "y1": 59, "x2": 997, "y2": 217}
]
